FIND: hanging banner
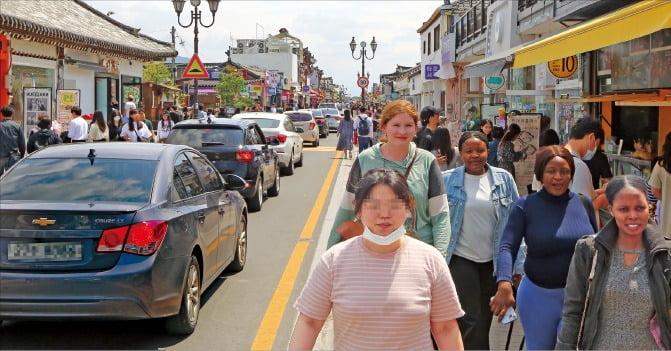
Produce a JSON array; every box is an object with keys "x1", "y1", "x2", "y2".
[
  {"x1": 508, "y1": 114, "x2": 541, "y2": 195},
  {"x1": 56, "y1": 89, "x2": 80, "y2": 132},
  {"x1": 24, "y1": 87, "x2": 52, "y2": 138}
]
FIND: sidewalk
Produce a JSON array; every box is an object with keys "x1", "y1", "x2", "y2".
[{"x1": 308, "y1": 154, "x2": 526, "y2": 350}]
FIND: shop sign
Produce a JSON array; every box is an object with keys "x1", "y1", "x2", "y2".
[
  {"x1": 547, "y1": 55, "x2": 579, "y2": 79},
  {"x1": 56, "y1": 89, "x2": 79, "y2": 132},
  {"x1": 485, "y1": 74, "x2": 506, "y2": 91},
  {"x1": 266, "y1": 70, "x2": 280, "y2": 88},
  {"x1": 251, "y1": 85, "x2": 263, "y2": 93},
  {"x1": 424, "y1": 64, "x2": 441, "y2": 80},
  {"x1": 268, "y1": 87, "x2": 277, "y2": 95},
  {"x1": 302, "y1": 85, "x2": 310, "y2": 92},
  {"x1": 100, "y1": 58, "x2": 120, "y2": 75},
  {"x1": 24, "y1": 87, "x2": 52, "y2": 137}
]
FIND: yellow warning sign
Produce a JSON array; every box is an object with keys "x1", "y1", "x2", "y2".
[{"x1": 182, "y1": 54, "x2": 209, "y2": 79}]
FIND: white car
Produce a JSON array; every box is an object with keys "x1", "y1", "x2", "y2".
[
  {"x1": 233, "y1": 112, "x2": 304, "y2": 175},
  {"x1": 285, "y1": 110, "x2": 320, "y2": 147}
]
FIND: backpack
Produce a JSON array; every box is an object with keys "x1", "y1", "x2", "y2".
[{"x1": 358, "y1": 116, "x2": 370, "y2": 135}]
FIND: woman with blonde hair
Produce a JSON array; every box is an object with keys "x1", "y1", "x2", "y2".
[{"x1": 328, "y1": 100, "x2": 451, "y2": 257}]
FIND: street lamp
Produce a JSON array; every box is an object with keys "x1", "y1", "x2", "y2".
[
  {"x1": 350, "y1": 36, "x2": 377, "y2": 104},
  {"x1": 173, "y1": 0, "x2": 220, "y2": 109}
]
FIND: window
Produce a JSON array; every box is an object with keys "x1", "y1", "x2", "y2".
[
  {"x1": 246, "y1": 118, "x2": 279, "y2": 128},
  {"x1": 284, "y1": 119, "x2": 295, "y2": 132},
  {"x1": 173, "y1": 153, "x2": 204, "y2": 198},
  {"x1": 286, "y1": 113, "x2": 313, "y2": 122},
  {"x1": 189, "y1": 154, "x2": 223, "y2": 193},
  {"x1": 246, "y1": 127, "x2": 264, "y2": 145},
  {"x1": 423, "y1": 41, "x2": 426, "y2": 54},
  {"x1": 167, "y1": 127, "x2": 244, "y2": 147},
  {"x1": 428, "y1": 33, "x2": 432, "y2": 54},
  {"x1": 434, "y1": 26, "x2": 440, "y2": 51}
]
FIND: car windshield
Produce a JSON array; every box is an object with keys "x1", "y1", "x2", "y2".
[
  {"x1": 241, "y1": 118, "x2": 280, "y2": 128},
  {"x1": 286, "y1": 113, "x2": 312, "y2": 122},
  {"x1": 168, "y1": 127, "x2": 244, "y2": 146},
  {"x1": 323, "y1": 108, "x2": 339, "y2": 116},
  {"x1": 310, "y1": 109, "x2": 324, "y2": 117},
  {"x1": 0, "y1": 159, "x2": 157, "y2": 202}
]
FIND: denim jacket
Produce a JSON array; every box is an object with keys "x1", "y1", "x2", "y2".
[{"x1": 443, "y1": 165, "x2": 525, "y2": 275}]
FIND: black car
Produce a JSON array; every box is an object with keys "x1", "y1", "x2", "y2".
[
  {"x1": 167, "y1": 118, "x2": 280, "y2": 212},
  {"x1": 0, "y1": 143, "x2": 248, "y2": 335}
]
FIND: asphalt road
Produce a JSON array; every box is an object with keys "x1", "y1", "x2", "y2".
[{"x1": 0, "y1": 134, "x2": 342, "y2": 350}]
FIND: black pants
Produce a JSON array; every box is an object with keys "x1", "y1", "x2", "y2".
[{"x1": 448, "y1": 255, "x2": 496, "y2": 350}]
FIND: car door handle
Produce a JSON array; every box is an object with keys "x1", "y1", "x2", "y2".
[{"x1": 197, "y1": 212, "x2": 206, "y2": 223}]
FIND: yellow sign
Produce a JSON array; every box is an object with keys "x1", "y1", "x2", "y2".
[
  {"x1": 182, "y1": 54, "x2": 209, "y2": 79},
  {"x1": 32, "y1": 218, "x2": 56, "y2": 226},
  {"x1": 547, "y1": 55, "x2": 579, "y2": 79}
]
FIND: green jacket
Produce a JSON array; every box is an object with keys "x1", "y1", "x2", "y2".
[
  {"x1": 327, "y1": 143, "x2": 451, "y2": 256},
  {"x1": 557, "y1": 220, "x2": 671, "y2": 349}
]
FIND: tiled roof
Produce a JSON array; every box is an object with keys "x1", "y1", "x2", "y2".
[{"x1": 0, "y1": 0, "x2": 177, "y2": 61}]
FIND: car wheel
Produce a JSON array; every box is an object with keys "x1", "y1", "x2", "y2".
[
  {"x1": 313, "y1": 138, "x2": 319, "y2": 147},
  {"x1": 226, "y1": 216, "x2": 247, "y2": 273},
  {"x1": 164, "y1": 255, "x2": 201, "y2": 335},
  {"x1": 247, "y1": 178, "x2": 263, "y2": 212},
  {"x1": 268, "y1": 167, "x2": 280, "y2": 196},
  {"x1": 281, "y1": 153, "x2": 294, "y2": 175},
  {"x1": 295, "y1": 151, "x2": 303, "y2": 167}
]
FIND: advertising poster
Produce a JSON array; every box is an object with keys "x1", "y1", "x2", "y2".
[
  {"x1": 56, "y1": 89, "x2": 80, "y2": 132},
  {"x1": 508, "y1": 114, "x2": 541, "y2": 195},
  {"x1": 23, "y1": 87, "x2": 52, "y2": 138},
  {"x1": 481, "y1": 104, "x2": 506, "y2": 128}
]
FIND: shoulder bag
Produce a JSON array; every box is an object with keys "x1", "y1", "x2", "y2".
[{"x1": 335, "y1": 148, "x2": 419, "y2": 241}]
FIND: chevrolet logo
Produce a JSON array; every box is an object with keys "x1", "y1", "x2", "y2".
[{"x1": 32, "y1": 218, "x2": 56, "y2": 226}]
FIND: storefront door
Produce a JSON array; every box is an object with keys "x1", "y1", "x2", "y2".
[{"x1": 95, "y1": 76, "x2": 118, "y2": 120}]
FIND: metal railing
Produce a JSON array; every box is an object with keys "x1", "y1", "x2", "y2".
[
  {"x1": 518, "y1": 0, "x2": 538, "y2": 12},
  {"x1": 453, "y1": 0, "x2": 493, "y2": 50}
]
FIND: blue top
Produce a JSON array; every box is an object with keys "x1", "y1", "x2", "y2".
[
  {"x1": 497, "y1": 187, "x2": 597, "y2": 289},
  {"x1": 487, "y1": 139, "x2": 500, "y2": 166}
]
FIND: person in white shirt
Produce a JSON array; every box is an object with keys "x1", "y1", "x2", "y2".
[
  {"x1": 67, "y1": 106, "x2": 88, "y2": 143},
  {"x1": 157, "y1": 111, "x2": 175, "y2": 143},
  {"x1": 353, "y1": 106, "x2": 374, "y2": 153},
  {"x1": 120, "y1": 109, "x2": 152, "y2": 142},
  {"x1": 564, "y1": 117, "x2": 605, "y2": 202},
  {"x1": 122, "y1": 96, "x2": 136, "y2": 124}
]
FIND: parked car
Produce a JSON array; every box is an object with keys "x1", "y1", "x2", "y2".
[
  {"x1": 285, "y1": 111, "x2": 320, "y2": 147},
  {"x1": 303, "y1": 109, "x2": 328, "y2": 138},
  {"x1": 167, "y1": 118, "x2": 280, "y2": 212},
  {"x1": 232, "y1": 112, "x2": 304, "y2": 175},
  {"x1": 322, "y1": 108, "x2": 342, "y2": 131},
  {"x1": 0, "y1": 143, "x2": 248, "y2": 335}
]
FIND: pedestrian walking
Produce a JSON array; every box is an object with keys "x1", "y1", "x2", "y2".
[
  {"x1": 122, "y1": 95, "x2": 136, "y2": 124},
  {"x1": 67, "y1": 106, "x2": 88, "y2": 143},
  {"x1": 491, "y1": 145, "x2": 597, "y2": 350},
  {"x1": 86, "y1": 111, "x2": 109, "y2": 142},
  {"x1": 650, "y1": 131, "x2": 671, "y2": 235},
  {"x1": 497, "y1": 123, "x2": 524, "y2": 178},
  {"x1": 353, "y1": 106, "x2": 374, "y2": 153},
  {"x1": 442, "y1": 130, "x2": 522, "y2": 350},
  {"x1": 157, "y1": 111, "x2": 175, "y2": 143},
  {"x1": 328, "y1": 100, "x2": 451, "y2": 257},
  {"x1": 27, "y1": 118, "x2": 61, "y2": 153},
  {"x1": 119, "y1": 109, "x2": 152, "y2": 142},
  {"x1": 487, "y1": 125, "x2": 504, "y2": 167},
  {"x1": 108, "y1": 110, "x2": 122, "y2": 141},
  {"x1": 564, "y1": 117, "x2": 605, "y2": 199},
  {"x1": 415, "y1": 106, "x2": 440, "y2": 152},
  {"x1": 290, "y1": 168, "x2": 465, "y2": 351},
  {"x1": 0, "y1": 105, "x2": 26, "y2": 175},
  {"x1": 196, "y1": 105, "x2": 206, "y2": 119},
  {"x1": 557, "y1": 175, "x2": 671, "y2": 350},
  {"x1": 431, "y1": 126, "x2": 461, "y2": 171},
  {"x1": 479, "y1": 119, "x2": 494, "y2": 142},
  {"x1": 336, "y1": 109, "x2": 354, "y2": 159}
]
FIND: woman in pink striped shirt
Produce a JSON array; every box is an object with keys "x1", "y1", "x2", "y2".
[{"x1": 289, "y1": 168, "x2": 464, "y2": 350}]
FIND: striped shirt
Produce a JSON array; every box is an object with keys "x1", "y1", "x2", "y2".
[{"x1": 294, "y1": 236, "x2": 464, "y2": 350}]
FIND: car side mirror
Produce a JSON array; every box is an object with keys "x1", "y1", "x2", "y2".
[
  {"x1": 295, "y1": 127, "x2": 304, "y2": 133},
  {"x1": 223, "y1": 174, "x2": 247, "y2": 192}
]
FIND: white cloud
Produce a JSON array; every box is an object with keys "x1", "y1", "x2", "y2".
[{"x1": 86, "y1": 0, "x2": 441, "y2": 96}]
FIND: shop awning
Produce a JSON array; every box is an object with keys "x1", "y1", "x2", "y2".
[
  {"x1": 513, "y1": 0, "x2": 671, "y2": 68},
  {"x1": 463, "y1": 47, "x2": 516, "y2": 79}
]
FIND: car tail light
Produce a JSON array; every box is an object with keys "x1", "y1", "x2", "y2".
[
  {"x1": 276, "y1": 134, "x2": 287, "y2": 143},
  {"x1": 97, "y1": 221, "x2": 168, "y2": 256},
  {"x1": 336, "y1": 116, "x2": 343, "y2": 121},
  {"x1": 236, "y1": 149, "x2": 254, "y2": 163},
  {"x1": 309, "y1": 121, "x2": 316, "y2": 130}
]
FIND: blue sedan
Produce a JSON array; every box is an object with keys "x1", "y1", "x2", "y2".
[{"x1": 0, "y1": 143, "x2": 248, "y2": 335}]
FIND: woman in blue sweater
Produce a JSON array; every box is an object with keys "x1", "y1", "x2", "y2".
[{"x1": 491, "y1": 145, "x2": 597, "y2": 350}]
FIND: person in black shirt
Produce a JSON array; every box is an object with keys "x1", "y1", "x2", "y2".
[
  {"x1": 415, "y1": 106, "x2": 440, "y2": 151},
  {"x1": 584, "y1": 138, "x2": 613, "y2": 190}
]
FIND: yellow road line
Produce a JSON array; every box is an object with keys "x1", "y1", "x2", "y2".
[{"x1": 251, "y1": 151, "x2": 342, "y2": 350}]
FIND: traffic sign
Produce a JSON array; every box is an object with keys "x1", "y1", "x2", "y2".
[
  {"x1": 182, "y1": 54, "x2": 209, "y2": 79},
  {"x1": 302, "y1": 85, "x2": 310, "y2": 92},
  {"x1": 548, "y1": 55, "x2": 579, "y2": 79},
  {"x1": 357, "y1": 76, "x2": 369, "y2": 88}
]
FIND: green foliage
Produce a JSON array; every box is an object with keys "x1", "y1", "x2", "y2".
[
  {"x1": 142, "y1": 62, "x2": 172, "y2": 84},
  {"x1": 215, "y1": 71, "x2": 256, "y2": 109}
]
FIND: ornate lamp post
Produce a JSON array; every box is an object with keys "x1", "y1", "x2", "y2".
[
  {"x1": 172, "y1": 0, "x2": 220, "y2": 109},
  {"x1": 349, "y1": 36, "x2": 377, "y2": 104}
]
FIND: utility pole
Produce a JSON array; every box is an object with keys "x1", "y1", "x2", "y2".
[{"x1": 171, "y1": 26, "x2": 176, "y2": 84}]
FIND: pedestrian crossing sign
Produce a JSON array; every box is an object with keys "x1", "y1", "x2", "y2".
[{"x1": 182, "y1": 54, "x2": 209, "y2": 79}]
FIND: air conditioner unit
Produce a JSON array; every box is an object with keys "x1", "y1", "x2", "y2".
[
  {"x1": 258, "y1": 41, "x2": 265, "y2": 49},
  {"x1": 237, "y1": 42, "x2": 244, "y2": 49}
]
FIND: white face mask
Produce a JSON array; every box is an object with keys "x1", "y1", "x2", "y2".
[
  {"x1": 582, "y1": 135, "x2": 597, "y2": 161},
  {"x1": 362, "y1": 224, "x2": 406, "y2": 246}
]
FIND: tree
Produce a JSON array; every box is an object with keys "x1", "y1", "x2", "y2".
[
  {"x1": 142, "y1": 62, "x2": 172, "y2": 84},
  {"x1": 215, "y1": 71, "x2": 256, "y2": 109}
]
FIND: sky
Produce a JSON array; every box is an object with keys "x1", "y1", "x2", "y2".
[{"x1": 85, "y1": 0, "x2": 442, "y2": 95}]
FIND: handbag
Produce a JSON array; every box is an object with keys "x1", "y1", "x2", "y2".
[
  {"x1": 134, "y1": 130, "x2": 149, "y2": 142},
  {"x1": 335, "y1": 148, "x2": 419, "y2": 241}
]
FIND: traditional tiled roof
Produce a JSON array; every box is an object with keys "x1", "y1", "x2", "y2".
[{"x1": 0, "y1": 0, "x2": 177, "y2": 61}]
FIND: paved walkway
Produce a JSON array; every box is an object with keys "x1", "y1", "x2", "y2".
[{"x1": 307, "y1": 154, "x2": 526, "y2": 350}]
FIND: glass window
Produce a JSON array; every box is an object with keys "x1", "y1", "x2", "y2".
[
  {"x1": 434, "y1": 26, "x2": 440, "y2": 51},
  {"x1": 10, "y1": 65, "x2": 55, "y2": 139},
  {"x1": 246, "y1": 127, "x2": 263, "y2": 145},
  {"x1": 311, "y1": 109, "x2": 323, "y2": 117},
  {"x1": 0, "y1": 159, "x2": 156, "y2": 202},
  {"x1": 167, "y1": 127, "x2": 244, "y2": 147},
  {"x1": 323, "y1": 108, "x2": 339, "y2": 116},
  {"x1": 172, "y1": 168, "x2": 188, "y2": 201},
  {"x1": 242, "y1": 118, "x2": 279, "y2": 128},
  {"x1": 189, "y1": 153, "x2": 223, "y2": 193},
  {"x1": 284, "y1": 119, "x2": 295, "y2": 132},
  {"x1": 286, "y1": 113, "x2": 312, "y2": 122},
  {"x1": 173, "y1": 153, "x2": 204, "y2": 198},
  {"x1": 428, "y1": 33, "x2": 432, "y2": 54}
]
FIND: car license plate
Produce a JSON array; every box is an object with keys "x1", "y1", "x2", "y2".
[{"x1": 8, "y1": 242, "x2": 83, "y2": 262}]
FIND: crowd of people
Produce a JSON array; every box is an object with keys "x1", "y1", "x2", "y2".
[{"x1": 289, "y1": 100, "x2": 671, "y2": 350}]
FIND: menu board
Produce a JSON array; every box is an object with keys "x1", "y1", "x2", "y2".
[
  {"x1": 56, "y1": 89, "x2": 80, "y2": 132},
  {"x1": 508, "y1": 114, "x2": 541, "y2": 194}
]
